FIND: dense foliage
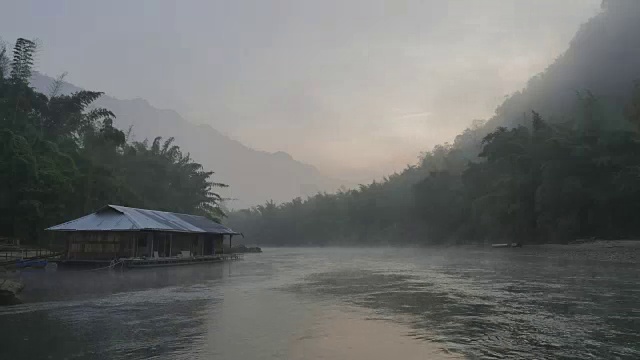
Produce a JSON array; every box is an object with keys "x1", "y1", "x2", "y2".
[
  {"x1": 227, "y1": 2, "x2": 640, "y2": 246},
  {"x1": 229, "y1": 90, "x2": 640, "y2": 246},
  {"x1": 0, "y1": 39, "x2": 226, "y2": 243}
]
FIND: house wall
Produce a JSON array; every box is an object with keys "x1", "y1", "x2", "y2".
[
  {"x1": 212, "y1": 234, "x2": 224, "y2": 254},
  {"x1": 64, "y1": 231, "x2": 226, "y2": 260},
  {"x1": 133, "y1": 232, "x2": 153, "y2": 257},
  {"x1": 167, "y1": 233, "x2": 198, "y2": 256},
  {"x1": 67, "y1": 232, "x2": 135, "y2": 260}
]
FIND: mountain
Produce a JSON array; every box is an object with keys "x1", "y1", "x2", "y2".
[
  {"x1": 30, "y1": 73, "x2": 347, "y2": 209},
  {"x1": 448, "y1": 1, "x2": 640, "y2": 154},
  {"x1": 485, "y1": 1, "x2": 639, "y2": 132}
]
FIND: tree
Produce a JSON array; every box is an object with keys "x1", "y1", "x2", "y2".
[{"x1": 0, "y1": 38, "x2": 228, "y2": 243}]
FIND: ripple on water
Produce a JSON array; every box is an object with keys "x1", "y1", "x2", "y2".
[
  {"x1": 286, "y1": 257, "x2": 640, "y2": 360},
  {"x1": 2, "y1": 247, "x2": 640, "y2": 360},
  {"x1": 0, "y1": 283, "x2": 220, "y2": 360}
]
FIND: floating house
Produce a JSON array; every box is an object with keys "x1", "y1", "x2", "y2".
[{"x1": 46, "y1": 205, "x2": 241, "y2": 268}]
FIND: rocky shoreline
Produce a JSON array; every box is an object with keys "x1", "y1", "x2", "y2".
[{"x1": 0, "y1": 274, "x2": 24, "y2": 305}]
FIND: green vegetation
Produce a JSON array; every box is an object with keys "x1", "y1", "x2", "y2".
[
  {"x1": 228, "y1": 2, "x2": 640, "y2": 246},
  {"x1": 0, "y1": 38, "x2": 226, "y2": 244},
  {"x1": 229, "y1": 89, "x2": 640, "y2": 246}
]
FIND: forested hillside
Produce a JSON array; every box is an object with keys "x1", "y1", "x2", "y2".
[
  {"x1": 0, "y1": 39, "x2": 226, "y2": 243},
  {"x1": 29, "y1": 73, "x2": 347, "y2": 209},
  {"x1": 227, "y1": 1, "x2": 640, "y2": 245}
]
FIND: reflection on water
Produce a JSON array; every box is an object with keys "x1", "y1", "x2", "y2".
[
  {"x1": 1, "y1": 246, "x2": 639, "y2": 359},
  {"x1": 287, "y1": 247, "x2": 640, "y2": 359},
  {"x1": 287, "y1": 307, "x2": 460, "y2": 360}
]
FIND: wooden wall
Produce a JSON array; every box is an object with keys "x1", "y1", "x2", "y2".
[
  {"x1": 66, "y1": 232, "x2": 136, "y2": 260},
  {"x1": 63, "y1": 231, "x2": 226, "y2": 259}
]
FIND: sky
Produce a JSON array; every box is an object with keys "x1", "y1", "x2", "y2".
[{"x1": 1, "y1": 0, "x2": 601, "y2": 182}]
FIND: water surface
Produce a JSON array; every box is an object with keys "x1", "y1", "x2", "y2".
[{"x1": 1, "y1": 246, "x2": 639, "y2": 359}]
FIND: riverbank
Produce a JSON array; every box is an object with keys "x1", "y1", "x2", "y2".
[
  {"x1": 534, "y1": 239, "x2": 640, "y2": 263},
  {"x1": 450, "y1": 239, "x2": 640, "y2": 263},
  {"x1": 262, "y1": 239, "x2": 640, "y2": 250}
]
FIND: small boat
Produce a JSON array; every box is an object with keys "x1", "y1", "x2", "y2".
[
  {"x1": 15, "y1": 259, "x2": 48, "y2": 269},
  {"x1": 491, "y1": 243, "x2": 522, "y2": 248}
]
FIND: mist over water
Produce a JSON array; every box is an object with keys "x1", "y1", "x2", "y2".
[
  {"x1": 2, "y1": 247, "x2": 639, "y2": 359},
  {"x1": 3, "y1": 3, "x2": 640, "y2": 360}
]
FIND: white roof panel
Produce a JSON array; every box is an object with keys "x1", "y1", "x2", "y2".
[{"x1": 46, "y1": 205, "x2": 239, "y2": 235}]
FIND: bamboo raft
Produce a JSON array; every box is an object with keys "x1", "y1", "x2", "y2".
[
  {"x1": 122, "y1": 253, "x2": 243, "y2": 268},
  {"x1": 55, "y1": 252, "x2": 245, "y2": 269}
]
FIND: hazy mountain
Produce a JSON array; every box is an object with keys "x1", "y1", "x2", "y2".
[
  {"x1": 449, "y1": 1, "x2": 640, "y2": 153},
  {"x1": 489, "y1": 1, "x2": 638, "y2": 129},
  {"x1": 30, "y1": 73, "x2": 347, "y2": 209}
]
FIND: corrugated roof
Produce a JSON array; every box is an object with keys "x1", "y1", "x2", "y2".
[{"x1": 46, "y1": 205, "x2": 239, "y2": 235}]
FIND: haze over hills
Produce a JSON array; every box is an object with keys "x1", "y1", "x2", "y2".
[
  {"x1": 30, "y1": 73, "x2": 348, "y2": 209},
  {"x1": 452, "y1": 0, "x2": 640, "y2": 151},
  {"x1": 23, "y1": 2, "x2": 637, "y2": 215},
  {"x1": 229, "y1": 0, "x2": 640, "y2": 246}
]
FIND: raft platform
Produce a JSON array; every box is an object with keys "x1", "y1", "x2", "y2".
[
  {"x1": 123, "y1": 253, "x2": 243, "y2": 268},
  {"x1": 55, "y1": 253, "x2": 243, "y2": 269}
]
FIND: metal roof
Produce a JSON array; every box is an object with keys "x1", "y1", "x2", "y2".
[{"x1": 46, "y1": 205, "x2": 239, "y2": 235}]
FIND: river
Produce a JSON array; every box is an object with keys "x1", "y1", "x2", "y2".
[{"x1": 1, "y1": 245, "x2": 639, "y2": 359}]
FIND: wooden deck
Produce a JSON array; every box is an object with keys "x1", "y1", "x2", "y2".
[
  {"x1": 1, "y1": 250, "x2": 63, "y2": 268},
  {"x1": 53, "y1": 253, "x2": 245, "y2": 270}
]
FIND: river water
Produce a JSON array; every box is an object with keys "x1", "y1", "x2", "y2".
[{"x1": 1, "y1": 246, "x2": 639, "y2": 359}]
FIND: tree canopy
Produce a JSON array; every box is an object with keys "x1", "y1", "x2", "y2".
[
  {"x1": 0, "y1": 38, "x2": 227, "y2": 244},
  {"x1": 229, "y1": 90, "x2": 640, "y2": 246}
]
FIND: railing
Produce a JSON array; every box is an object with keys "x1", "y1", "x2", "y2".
[
  {"x1": 0, "y1": 246, "x2": 62, "y2": 266},
  {"x1": 0, "y1": 247, "x2": 60, "y2": 261}
]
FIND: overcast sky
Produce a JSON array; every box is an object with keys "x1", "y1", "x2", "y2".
[{"x1": 1, "y1": 0, "x2": 601, "y2": 181}]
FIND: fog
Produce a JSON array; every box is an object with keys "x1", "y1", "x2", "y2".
[
  {"x1": 4, "y1": 3, "x2": 640, "y2": 358},
  {"x1": 0, "y1": 0, "x2": 600, "y2": 182}
]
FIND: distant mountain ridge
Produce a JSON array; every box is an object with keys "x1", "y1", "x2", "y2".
[{"x1": 30, "y1": 73, "x2": 347, "y2": 209}]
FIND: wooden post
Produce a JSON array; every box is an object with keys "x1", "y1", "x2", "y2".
[
  {"x1": 169, "y1": 234, "x2": 172, "y2": 257},
  {"x1": 149, "y1": 233, "x2": 154, "y2": 257},
  {"x1": 230, "y1": 235, "x2": 233, "y2": 250}
]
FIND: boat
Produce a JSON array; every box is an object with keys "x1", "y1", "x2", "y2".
[
  {"x1": 15, "y1": 259, "x2": 48, "y2": 269},
  {"x1": 491, "y1": 243, "x2": 522, "y2": 248}
]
